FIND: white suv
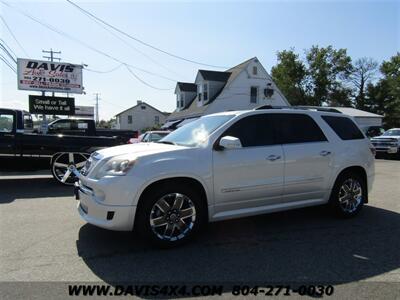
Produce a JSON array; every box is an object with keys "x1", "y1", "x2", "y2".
[{"x1": 75, "y1": 108, "x2": 375, "y2": 247}]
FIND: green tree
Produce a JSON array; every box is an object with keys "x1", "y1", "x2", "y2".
[
  {"x1": 365, "y1": 53, "x2": 400, "y2": 128},
  {"x1": 380, "y1": 53, "x2": 400, "y2": 127},
  {"x1": 305, "y1": 45, "x2": 353, "y2": 106},
  {"x1": 350, "y1": 57, "x2": 378, "y2": 110},
  {"x1": 271, "y1": 49, "x2": 310, "y2": 105}
]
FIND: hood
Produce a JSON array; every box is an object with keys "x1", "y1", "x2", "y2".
[
  {"x1": 371, "y1": 135, "x2": 400, "y2": 140},
  {"x1": 95, "y1": 143, "x2": 187, "y2": 160}
]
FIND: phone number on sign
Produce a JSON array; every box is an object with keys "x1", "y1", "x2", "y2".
[{"x1": 232, "y1": 285, "x2": 334, "y2": 296}]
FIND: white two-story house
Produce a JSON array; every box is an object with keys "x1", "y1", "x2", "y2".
[{"x1": 163, "y1": 57, "x2": 290, "y2": 128}]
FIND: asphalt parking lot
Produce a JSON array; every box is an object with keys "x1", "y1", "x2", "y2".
[{"x1": 1, "y1": 160, "x2": 400, "y2": 298}]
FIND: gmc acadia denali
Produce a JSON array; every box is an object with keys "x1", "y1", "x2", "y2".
[{"x1": 74, "y1": 108, "x2": 375, "y2": 247}]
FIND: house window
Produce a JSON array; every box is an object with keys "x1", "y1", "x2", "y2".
[
  {"x1": 154, "y1": 116, "x2": 160, "y2": 125},
  {"x1": 253, "y1": 66, "x2": 258, "y2": 75},
  {"x1": 250, "y1": 86, "x2": 258, "y2": 103},
  {"x1": 141, "y1": 105, "x2": 146, "y2": 110},
  {"x1": 128, "y1": 115, "x2": 132, "y2": 124},
  {"x1": 177, "y1": 100, "x2": 180, "y2": 108},
  {"x1": 180, "y1": 100, "x2": 184, "y2": 107},
  {"x1": 203, "y1": 83, "x2": 208, "y2": 101},
  {"x1": 197, "y1": 84, "x2": 202, "y2": 101}
]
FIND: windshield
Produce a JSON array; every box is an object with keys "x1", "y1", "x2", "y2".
[
  {"x1": 160, "y1": 115, "x2": 234, "y2": 147},
  {"x1": 150, "y1": 132, "x2": 169, "y2": 142},
  {"x1": 382, "y1": 129, "x2": 400, "y2": 136}
]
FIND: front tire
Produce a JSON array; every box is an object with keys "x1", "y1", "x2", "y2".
[
  {"x1": 135, "y1": 183, "x2": 205, "y2": 247},
  {"x1": 329, "y1": 172, "x2": 366, "y2": 218}
]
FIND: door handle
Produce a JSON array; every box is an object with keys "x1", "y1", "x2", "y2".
[
  {"x1": 266, "y1": 154, "x2": 281, "y2": 161},
  {"x1": 320, "y1": 150, "x2": 331, "y2": 156}
]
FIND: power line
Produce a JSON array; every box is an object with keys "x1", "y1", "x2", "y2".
[
  {"x1": 0, "y1": 42, "x2": 17, "y2": 63},
  {"x1": 79, "y1": 10, "x2": 182, "y2": 77},
  {"x1": 0, "y1": 38, "x2": 17, "y2": 58},
  {"x1": 0, "y1": 54, "x2": 17, "y2": 73},
  {"x1": 0, "y1": 15, "x2": 29, "y2": 57},
  {"x1": 0, "y1": 0, "x2": 177, "y2": 89},
  {"x1": 66, "y1": 0, "x2": 228, "y2": 69},
  {"x1": 125, "y1": 64, "x2": 173, "y2": 90},
  {"x1": 85, "y1": 63, "x2": 124, "y2": 74}
]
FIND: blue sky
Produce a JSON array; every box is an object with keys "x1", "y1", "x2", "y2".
[{"x1": 1, "y1": 0, "x2": 399, "y2": 120}]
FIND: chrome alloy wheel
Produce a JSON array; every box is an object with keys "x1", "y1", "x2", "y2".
[
  {"x1": 149, "y1": 193, "x2": 196, "y2": 242},
  {"x1": 52, "y1": 152, "x2": 89, "y2": 185},
  {"x1": 338, "y1": 178, "x2": 363, "y2": 213}
]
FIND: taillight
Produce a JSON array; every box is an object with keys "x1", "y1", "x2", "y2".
[{"x1": 370, "y1": 147, "x2": 376, "y2": 156}]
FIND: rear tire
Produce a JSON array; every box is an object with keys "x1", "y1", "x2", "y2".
[
  {"x1": 135, "y1": 183, "x2": 206, "y2": 248},
  {"x1": 329, "y1": 171, "x2": 366, "y2": 218}
]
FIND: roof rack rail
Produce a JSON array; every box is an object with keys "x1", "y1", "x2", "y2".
[{"x1": 254, "y1": 105, "x2": 342, "y2": 113}]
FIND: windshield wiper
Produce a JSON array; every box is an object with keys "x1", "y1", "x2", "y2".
[{"x1": 157, "y1": 141, "x2": 176, "y2": 145}]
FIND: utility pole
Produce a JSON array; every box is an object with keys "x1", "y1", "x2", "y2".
[
  {"x1": 94, "y1": 93, "x2": 100, "y2": 125},
  {"x1": 41, "y1": 49, "x2": 61, "y2": 130}
]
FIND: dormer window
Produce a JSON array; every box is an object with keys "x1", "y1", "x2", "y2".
[
  {"x1": 203, "y1": 83, "x2": 208, "y2": 101},
  {"x1": 253, "y1": 66, "x2": 258, "y2": 75},
  {"x1": 197, "y1": 84, "x2": 202, "y2": 101}
]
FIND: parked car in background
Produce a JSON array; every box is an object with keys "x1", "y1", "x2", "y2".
[
  {"x1": 75, "y1": 107, "x2": 375, "y2": 247},
  {"x1": 47, "y1": 118, "x2": 138, "y2": 144},
  {"x1": 129, "y1": 131, "x2": 170, "y2": 144},
  {"x1": 371, "y1": 128, "x2": 400, "y2": 158}
]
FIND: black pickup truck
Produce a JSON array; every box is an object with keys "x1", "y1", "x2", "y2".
[
  {"x1": 46, "y1": 118, "x2": 138, "y2": 143},
  {"x1": 0, "y1": 108, "x2": 126, "y2": 185}
]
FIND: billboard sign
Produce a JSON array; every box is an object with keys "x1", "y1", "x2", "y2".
[
  {"x1": 75, "y1": 105, "x2": 94, "y2": 118},
  {"x1": 29, "y1": 95, "x2": 75, "y2": 115},
  {"x1": 17, "y1": 58, "x2": 83, "y2": 94}
]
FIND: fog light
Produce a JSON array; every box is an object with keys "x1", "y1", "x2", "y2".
[{"x1": 107, "y1": 211, "x2": 115, "y2": 220}]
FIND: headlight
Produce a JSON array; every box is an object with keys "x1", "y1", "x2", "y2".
[{"x1": 94, "y1": 157, "x2": 135, "y2": 179}]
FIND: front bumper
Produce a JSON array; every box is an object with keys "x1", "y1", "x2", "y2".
[
  {"x1": 373, "y1": 146, "x2": 398, "y2": 154},
  {"x1": 75, "y1": 181, "x2": 136, "y2": 231}
]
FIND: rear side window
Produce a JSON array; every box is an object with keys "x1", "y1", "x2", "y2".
[
  {"x1": 322, "y1": 116, "x2": 364, "y2": 140},
  {"x1": 223, "y1": 114, "x2": 276, "y2": 147},
  {"x1": 271, "y1": 114, "x2": 327, "y2": 144}
]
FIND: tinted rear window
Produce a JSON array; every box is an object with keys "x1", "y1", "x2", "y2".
[
  {"x1": 271, "y1": 114, "x2": 327, "y2": 144},
  {"x1": 322, "y1": 116, "x2": 364, "y2": 140}
]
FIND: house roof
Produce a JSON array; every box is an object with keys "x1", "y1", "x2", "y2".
[
  {"x1": 177, "y1": 82, "x2": 197, "y2": 92},
  {"x1": 331, "y1": 107, "x2": 383, "y2": 118},
  {"x1": 198, "y1": 70, "x2": 231, "y2": 82},
  {"x1": 115, "y1": 101, "x2": 167, "y2": 117},
  {"x1": 168, "y1": 57, "x2": 256, "y2": 121}
]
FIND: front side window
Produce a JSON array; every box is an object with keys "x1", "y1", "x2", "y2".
[
  {"x1": 322, "y1": 116, "x2": 364, "y2": 140},
  {"x1": 0, "y1": 114, "x2": 14, "y2": 133},
  {"x1": 23, "y1": 114, "x2": 33, "y2": 130},
  {"x1": 272, "y1": 114, "x2": 327, "y2": 144},
  {"x1": 160, "y1": 115, "x2": 234, "y2": 147},
  {"x1": 250, "y1": 87, "x2": 258, "y2": 103},
  {"x1": 52, "y1": 120, "x2": 71, "y2": 130},
  {"x1": 223, "y1": 114, "x2": 276, "y2": 147},
  {"x1": 128, "y1": 115, "x2": 133, "y2": 124}
]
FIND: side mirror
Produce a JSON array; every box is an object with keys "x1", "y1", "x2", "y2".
[{"x1": 218, "y1": 136, "x2": 242, "y2": 150}]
